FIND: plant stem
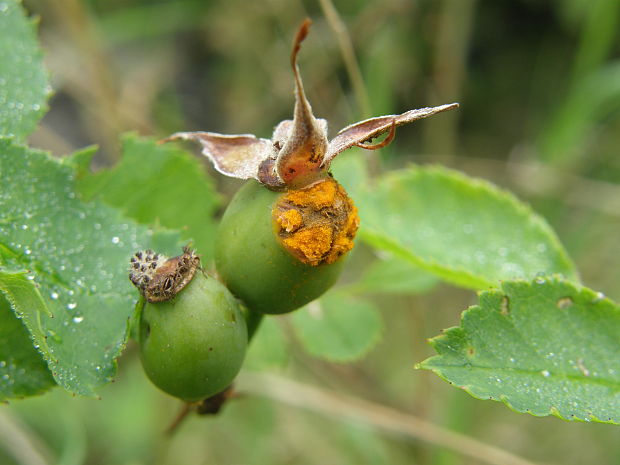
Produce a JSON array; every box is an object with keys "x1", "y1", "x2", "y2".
[
  {"x1": 245, "y1": 310, "x2": 264, "y2": 343},
  {"x1": 238, "y1": 372, "x2": 539, "y2": 465}
]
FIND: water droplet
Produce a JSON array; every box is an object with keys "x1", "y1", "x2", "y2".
[
  {"x1": 1, "y1": 374, "x2": 9, "y2": 381},
  {"x1": 67, "y1": 302, "x2": 77, "y2": 310},
  {"x1": 21, "y1": 224, "x2": 28, "y2": 230},
  {"x1": 592, "y1": 292, "x2": 605, "y2": 303},
  {"x1": 509, "y1": 357, "x2": 515, "y2": 363},
  {"x1": 24, "y1": 248, "x2": 31, "y2": 255},
  {"x1": 0, "y1": 361, "x2": 5, "y2": 368},
  {"x1": 111, "y1": 236, "x2": 120, "y2": 244},
  {"x1": 535, "y1": 277, "x2": 546, "y2": 284},
  {"x1": 541, "y1": 370, "x2": 550, "y2": 377},
  {"x1": 72, "y1": 316, "x2": 84, "y2": 323},
  {"x1": 50, "y1": 292, "x2": 59, "y2": 300}
]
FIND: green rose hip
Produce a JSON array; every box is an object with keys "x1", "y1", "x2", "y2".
[
  {"x1": 163, "y1": 20, "x2": 456, "y2": 314},
  {"x1": 215, "y1": 177, "x2": 358, "y2": 314},
  {"x1": 130, "y1": 248, "x2": 247, "y2": 402}
]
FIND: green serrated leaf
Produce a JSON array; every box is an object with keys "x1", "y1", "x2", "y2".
[
  {"x1": 358, "y1": 165, "x2": 578, "y2": 289},
  {"x1": 291, "y1": 291, "x2": 383, "y2": 362},
  {"x1": 244, "y1": 317, "x2": 289, "y2": 370},
  {"x1": 75, "y1": 134, "x2": 221, "y2": 261},
  {"x1": 0, "y1": 274, "x2": 55, "y2": 400},
  {"x1": 0, "y1": 139, "x2": 181, "y2": 396},
  {"x1": 0, "y1": 0, "x2": 50, "y2": 139},
  {"x1": 419, "y1": 277, "x2": 620, "y2": 424}
]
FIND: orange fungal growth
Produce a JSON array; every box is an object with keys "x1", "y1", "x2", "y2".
[
  {"x1": 277, "y1": 208, "x2": 303, "y2": 233},
  {"x1": 273, "y1": 177, "x2": 359, "y2": 266},
  {"x1": 284, "y1": 178, "x2": 337, "y2": 209},
  {"x1": 325, "y1": 203, "x2": 359, "y2": 264},
  {"x1": 283, "y1": 225, "x2": 333, "y2": 264}
]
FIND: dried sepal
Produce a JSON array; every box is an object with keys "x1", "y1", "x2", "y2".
[
  {"x1": 274, "y1": 19, "x2": 329, "y2": 188},
  {"x1": 129, "y1": 246, "x2": 200, "y2": 303},
  {"x1": 161, "y1": 132, "x2": 273, "y2": 181},
  {"x1": 354, "y1": 119, "x2": 396, "y2": 150},
  {"x1": 163, "y1": 19, "x2": 459, "y2": 190},
  {"x1": 323, "y1": 103, "x2": 459, "y2": 169}
]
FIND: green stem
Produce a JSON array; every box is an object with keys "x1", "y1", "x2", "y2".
[{"x1": 245, "y1": 309, "x2": 264, "y2": 343}]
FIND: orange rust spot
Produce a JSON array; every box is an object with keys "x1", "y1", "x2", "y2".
[
  {"x1": 276, "y1": 209, "x2": 303, "y2": 233},
  {"x1": 325, "y1": 204, "x2": 359, "y2": 264},
  {"x1": 273, "y1": 177, "x2": 359, "y2": 266},
  {"x1": 284, "y1": 178, "x2": 337, "y2": 209},
  {"x1": 283, "y1": 225, "x2": 333, "y2": 264}
]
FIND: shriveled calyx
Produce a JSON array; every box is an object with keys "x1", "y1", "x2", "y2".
[
  {"x1": 273, "y1": 177, "x2": 359, "y2": 266},
  {"x1": 162, "y1": 19, "x2": 458, "y2": 191},
  {"x1": 129, "y1": 247, "x2": 200, "y2": 303}
]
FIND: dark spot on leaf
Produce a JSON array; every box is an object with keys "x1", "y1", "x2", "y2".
[
  {"x1": 500, "y1": 296, "x2": 510, "y2": 315},
  {"x1": 467, "y1": 346, "x2": 475, "y2": 356},
  {"x1": 557, "y1": 297, "x2": 573, "y2": 309}
]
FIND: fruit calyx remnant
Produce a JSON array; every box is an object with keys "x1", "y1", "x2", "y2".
[
  {"x1": 129, "y1": 246, "x2": 200, "y2": 302},
  {"x1": 162, "y1": 19, "x2": 458, "y2": 190},
  {"x1": 273, "y1": 177, "x2": 359, "y2": 266}
]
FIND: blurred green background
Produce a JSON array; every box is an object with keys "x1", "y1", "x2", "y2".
[{"x1": 3, "y1": 0, "x2": 620, "y2": 464}]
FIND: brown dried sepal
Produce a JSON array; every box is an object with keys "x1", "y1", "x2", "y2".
[
  {"x1": 272, "y1": 177, "x2": 359, "y2": 266},
  {"x1": 129, "y1": 247, "x2": 200, "y2": 303}
]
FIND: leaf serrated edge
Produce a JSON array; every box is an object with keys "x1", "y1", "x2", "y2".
[
  {"x1": 0, "y1": 141, "x2": 183, "y2": 396},
  {"x1": 0, "y1": 271, "x2": 57, "y2": 397},
  {"x1": 3, "y1": 0, "x2": 52, "y2": 139},
  {"x1": 362, "y1": 164, "x2": 579, "y2": 288},
  {"x1": 359, "y1": 230, "x2": 493, "y2": 290},
  {"x1": 417, "y1": 276, "x2": 620, "y2": 425},
  {"x1": 418, "y1": 363, "x2": 620, "y2": 425}
]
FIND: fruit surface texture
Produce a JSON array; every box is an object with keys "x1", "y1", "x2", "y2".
[
  {"x1": 215, "y1": 178, "x2": 358, "y2": 314},
  {"x1": 138, "y1": 271, "x2": 247, "y2": 402}
]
